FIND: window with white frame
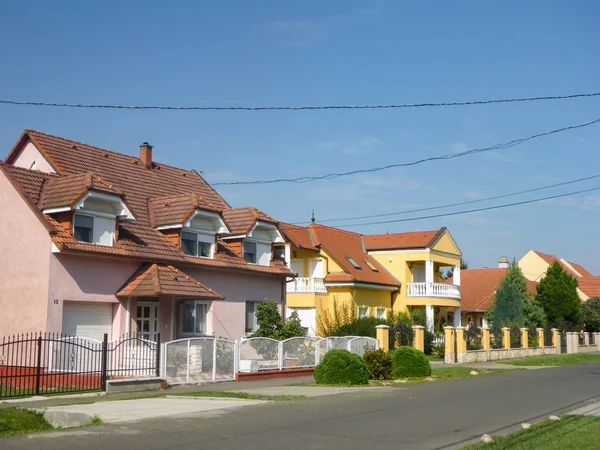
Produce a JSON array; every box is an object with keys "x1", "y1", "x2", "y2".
[
  {"x1": 73, "y1": 213, "x2": 115, "y2": 246},
  {"x1": 243, "y1": 240, "x2": 271, "y2": 266},
  {"x1": 376, "y1": 307, "x2": 387, "y2": 320},
  {"x1": 181, "y1": 300, "x2": 210, "y2": 336},
  {"x1": 245, "y1": 301, "x2": 260, "y2": 333},
  {"x1": 181, "y1": 231, "x2": 214, "y2": 258},
  {"x1": 358, "y1": 305, "x2": 369, "y2": 318}
]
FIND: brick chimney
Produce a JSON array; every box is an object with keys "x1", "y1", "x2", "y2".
[{"x1": 140, "y1": 142, "x2": 153, "y2": 169}]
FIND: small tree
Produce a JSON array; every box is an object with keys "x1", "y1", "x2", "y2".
[
  {"x1": 581, "y1": 297, "x2": 600, "y2": 332},
  {"x1": 492, "y1": 281, "x2": 524, "y2": 330},
  {"x1": 253, "y1": 300, "x2": 307, "y2": 340},
  {"x1": 536, "y1": 261, "x2": 581, "y2": 331},
  {"x1": 317, "y1": 296, "x2": 358, "y2": 336}
]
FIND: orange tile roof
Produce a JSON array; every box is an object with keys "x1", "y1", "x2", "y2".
[
  {"x1": 222, "y1": 206, "x2": 278, "y2": 235},
  {"x1": 532, "y1": 250, "x2": 587, "y2": 278},
  {"x1": 453, "y1": 268, "x2": 538, "y2": 312},
  {"x1": 278, "y1": 222, "x2": 318, "y2": 250},
  {"x1": 38, "y1": 172, "x2": 123, "y2": 210},
  {"x1": 148, "y1": 193, "x2": 222, "y2": 228},
  {"x1": 578, "y1": 277, "x2": 600, "y2": 299},
  {"x1": 363, "y1": 228, "x2": 444, "y2": 251},
  {"x1": 1, "y1": 130, "x2": 292, "y2": 277},
  {"x1": 567, "y1": 261, "x2": 594, "y2": 277},
  {"x1": 117, "y1": 264, "x2": 222, "y2": 298},
  {"x1": 308, "y1": 224, "x2": 400, "y2": 287}
]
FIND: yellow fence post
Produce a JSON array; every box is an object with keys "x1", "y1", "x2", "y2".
[
  {"x1": 501, "y1": 327, "x2": 511, "y2": 350},
  {"x1": 521, "y1": 328, "x2": 529, "y2": 349},
  {"x1": 537, "y1": 328, "x2": 544, "y2": 348},
  {"x1": 412, "y1": 325, "x2": 425, "y2": 352},
  {"x1": 375, "y1": 325, "x2": 390, "y2": 352},
  {"x1": 455, "y1": 326, "x2": 467, "y2": 353},
  {"x1": 551, "y1": 328, "x2": 559, "y2": 348},
  {"x1": 444, "y1": 326, "x2": 455, "y2": 364},
  {"x1": 481, "y1": 327, "x2": 490, "y2": 351}
]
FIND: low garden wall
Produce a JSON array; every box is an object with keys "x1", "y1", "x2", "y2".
[{"x1": 455, "y1": 346, "x2": 558, "y2": 364}]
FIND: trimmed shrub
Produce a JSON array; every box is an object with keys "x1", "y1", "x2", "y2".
[
  {"x1": 331, "y1": 317, "x2": 387, "y2": 338},
  {"x1": 363, "y1": 348, "x2": 393, "y2": 380},
  {"x1": 314, "y1": 349, "x2": 370, "y2": 385},
  {"x1": 391, "y1": 346, "x2": 431, "y2": 378}
]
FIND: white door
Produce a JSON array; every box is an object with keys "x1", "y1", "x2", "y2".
[
  {"x1": 136, "y1": 301, "x2": 159, "y2": 341},
  {"x1": 62, "y1": 302, "x2": 113, "y2": 341},
  {"x1": 309, "y1": 259, "x2": 324, "y2": 278},
  {"x1": 290, "y1": 260, "x2": 304, "y2": 277}
]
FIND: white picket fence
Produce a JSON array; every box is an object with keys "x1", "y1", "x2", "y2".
[{"x1": 162, "y1": 335, "x2": 377, "y2": 385}]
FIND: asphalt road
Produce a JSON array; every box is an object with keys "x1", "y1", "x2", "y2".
[{"x1": 4, "y1": 364, "x2": 600, "y2": 450}]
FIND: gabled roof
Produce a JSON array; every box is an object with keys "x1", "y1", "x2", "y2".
[
  {"x1": 148, "y1": 193, "x2": 222, "y2": 228},
  {"x1": 222, "y1": 206, "x2": 278, "y2": 235},
  {"x1": 531, "y1": 250, "x2": 588, "y2": 278},
  {"x1": 363, "y1": 228, "x2": 445, "y2": 251},
  {"x1": 578, "y1": 277, "x2": 600, "y2": 299},
  {"x1": 1, "y1": 130, "x2": 292, "y2": 277},
  {"x1": 38, "y1": 172, "x2": 123, "y2": 210},
  {"x1": 117, "y1": 264, "x2": 222, "y2": 298},
  {"x1": 278, "y1": 222, "x2": 318, "y2": 251},
  {"x1": 453, "y1": 268, "x2": 538, "y2": 313},
  {"x1": 565, "y1": 260, "x2": 594, "y2": 278},
  {"x1": 308, "y1": 224, "x2": 400, "y2": 287}
]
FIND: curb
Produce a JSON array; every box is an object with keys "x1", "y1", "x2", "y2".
[{"x1": 34, "y1": 409, "x2": 95, "y2": 428}]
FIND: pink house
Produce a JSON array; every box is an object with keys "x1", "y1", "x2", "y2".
[{"x1": 0, "y1": 130, "x2": 292, "y2": 342}]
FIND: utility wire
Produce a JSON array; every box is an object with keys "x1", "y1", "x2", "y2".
[
  {"x1": 213, "y1": 118, "x2": 600, "y2": 186},
  {"x1": 295, "y1": 173, "x2": 600, "y2": 225},
  {"x1": 326, "y1": 186, "x2": 600, "y2": 228},
  {"x1": 0, "y1": 91, "x2": 599, "y2": 112}
]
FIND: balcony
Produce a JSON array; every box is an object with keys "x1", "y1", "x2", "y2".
[
  {"x1": 287, "y1": 277, "x2": 327, "y2": 294},
  {"x1": 406, "y1": 282, "x2": 461, "y2": 299}
]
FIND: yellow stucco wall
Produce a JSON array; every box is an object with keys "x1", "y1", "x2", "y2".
[
  {"x1": 518, "y1": 250, "x2": 549, "y2": 281},
  {"x1": 290, "y1": 248, "x2": 320, "y2": 276},
  {"x1": 431, "y1": 231, "x2": 462, "y2": 256},
  {"x1": 286, "y1": 292, "x2": 329, "y2": 308}
]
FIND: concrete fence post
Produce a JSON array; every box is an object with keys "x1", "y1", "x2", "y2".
[
  {"x1": 584, "y1": 332, "x2": 590, "y2": 347},
  {"x1": 537, "y1": 328, "x2": 544, "y2": 349},
  {"x1": 596, "y1": 333, "x2": 600, "y2": 351},
  {"x1": 375, "y1": 325, "x2": 390, "y2": 352},
  {"x1": 412, "y1": 325, "x2": 425, "y2": 352},
  {"x1": 551, "y1": 328, "x2": 559, "y2": 349},
  {"x1": 566, "y1": 332, "x2": 579, "y2": 354},
  {"x1": 481, "y1": 327, "x2": 490, "y2": 351},
  {"x1": 444, "y1": 326, "x2": 456, "y2": 364},
  {"x1": 501, "y1": 327, "x2": 511, "y2": 350},
  {"x1": 520, "y1": 328, "x2": 529, "y2": 349},
  {"x1": 455, "y1": 326, "x2": 467, "y2": 354}
]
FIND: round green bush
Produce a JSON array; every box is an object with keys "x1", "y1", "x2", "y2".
[
  {"x1": 391, "y1": 346, "x2": 431, "y2": 378},
  {"x1": 314, "y1": 349, "x2": 370, "y2": 385}
]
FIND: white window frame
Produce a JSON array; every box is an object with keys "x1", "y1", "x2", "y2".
[
  {"x1": 180, "y1": 300, "x2": 211, "y2": 337},
  {"x1": 245, "y1": 301, "x2": 261, "y2": 334},
  {"x1": 376, "y1": 307, "x2": 387, "y2": 320},
  {"x1": 358, "y1": 305, "x2": 369, "y2": 319},
  {"x1": 180, "y1": 229, "x2": 215, "y2": 259},
  {"x1": 243, "y1": 239, "x2": 271, "y2": 266},
  {"x1": 72, "y1": 212, "x2": 115, "y2": 247}
]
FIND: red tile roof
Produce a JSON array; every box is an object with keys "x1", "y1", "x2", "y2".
[
  {"x1": 308, "y1": 224, "x2": 400, "y2": 287},
  {"x1": 1, "y1": 130, "x2": 291, "y2": 277},
  {"x1": 531, "y1": 250, "x2": 589, "y2": 278},
  {"x1": 222, "y1": 206, "x2": 278, "y2": 235},
  {"x1": 567, "y1": 261, "x2": 594, "y2": 277},
  {"x1": 117, "y1": 264, "x2": 222, "y2": 298},
  {"x1": 363, "y1": 228, "x2": 445, "y2": 251},
  {"x1": 148, "y1": 193, "x2": 222, "y2": 228},
  {"x1": 453, "y1": 268, "x2": 538, "y2": 312},
  {"x1": 278, "y1": 222, "x2": 318, "y2": 251},
  {"x1": 38, "y1": 172, "x2": 123, "y2": 210},
  {"x1": 578, "y1": 277, "x2": 600, "y2": 299}
]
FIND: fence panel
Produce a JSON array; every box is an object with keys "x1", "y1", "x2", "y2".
[
  {"x1": 544, "y1": 328, "x2": 554, "y2": 347},
  {"x1": 239, "y1": 338, "x2": 280, "y2": 372},
  {"x1": 163, "y1": 337, "x2": 232, "y2": 384},
  {"x1": 465, "y1": 327, "x2": 482, "y2": 350},
  {"x1": 348, "y1": 337, "x2": 378, "y2": 356},
  {"x1": 282, "y1": 337, "x2": 318, "y2": 369},
  {"x1": 560, "y1": 333, "x2": 567, "y2": 353},
  {"x1": 325, "y1": 337, "x2": 351, "y2": 351},
  {"x1": 106, "y1": 335, "x2": 159, "y2": 378}
]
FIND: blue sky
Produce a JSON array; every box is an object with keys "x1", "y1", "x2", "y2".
[{"x1": 1, "y1": 1, "x2": 599, "y2": 272}]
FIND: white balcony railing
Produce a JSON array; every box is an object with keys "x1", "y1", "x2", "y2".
[
  {"x1": 406, "y1": 282, "x2": 461, "y2": 299},
  {"x1": 287, "y1": 277, "x2": 327, "y2": 294}
]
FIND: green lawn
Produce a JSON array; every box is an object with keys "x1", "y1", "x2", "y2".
[
  {"x1": 461, "y1": 416, "x2": 600, "y2": 449},
  {"x1": 500, "y1": 353, "x2": 600, "y2": 367},
  {"x1": 426, "y1": 355, "x2": 444, "y2": 362},
  {"x1": 0, "y1": 408, "x2": 53, "y2": 437},
  {"x1": 177, "y1": 391, "x2": 305, "y2": 401}
]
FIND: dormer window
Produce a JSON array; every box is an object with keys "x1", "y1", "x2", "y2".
[
  {"x1": 243, "y1": 241, "x2": 257, "y2": 263},
  {"x1": 73, "y1": 212, "x2": 115, "y2": 246},
  {"x1": 73, "y1": 214, "x2": 94, "y2": 243},
  {"x1": 181, "y1": 231, "x2": 214, "y2": 259}
]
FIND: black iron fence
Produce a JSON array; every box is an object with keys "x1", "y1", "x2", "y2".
[
  {"x1": 389, "y1": 323, "x2": 413, "y2": 349},
  {"x1": 544, "y1": 328, "x2": 554, "y2": 347},
  {"x1": 465, "y1": 327, "x2": 482, "y2": 350},
  {"x1": 0, "y1": 333, "x2": 159, "y2": 398}
]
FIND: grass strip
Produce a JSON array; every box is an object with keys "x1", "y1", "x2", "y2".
[
  {"x1": 500, "y1": 353, "x2": 600, "y2": 367},
  {"x1": 0, "y1": 407, "x2": 53, "y2": 436}
]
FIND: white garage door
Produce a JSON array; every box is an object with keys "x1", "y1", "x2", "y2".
[{"x1": 62, "y1": 302, "x2": 114, "y2": 341}]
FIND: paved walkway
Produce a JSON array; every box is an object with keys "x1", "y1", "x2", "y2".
[{"x1": 569, "y1": 400, "x2": 600, "y2": 416}]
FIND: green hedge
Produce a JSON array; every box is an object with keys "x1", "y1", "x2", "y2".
[
  {"x1": 363, "y1": 348, "x2": 393, "y2": 380},
  {"x1": 391, "y1": 346, "x2": 431, "y2": 378},
  {"x1": 314, "y1": 349, "x2": 370, "y2": 385}
]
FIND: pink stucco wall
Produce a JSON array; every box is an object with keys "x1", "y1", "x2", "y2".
[
  {"x1": 0, "y1": 170, "x2": 52, "y2": 336},
  {"x1": 11, "y1": 141, "x2": 56, "y2": 174},
  {"x1": 184, "y1": 268, "x2": 284, "y2": 340},
  {"x1": 47, "y1": 254, "x2": 140, "y2": 334}
]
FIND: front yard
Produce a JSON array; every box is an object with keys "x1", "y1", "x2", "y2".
[
  {"x1": 0, "y1": 408, "x2": 53, "y2": 437},
  {"x1": 500, "y1": 353, "x2": 600, "y2": 367}
]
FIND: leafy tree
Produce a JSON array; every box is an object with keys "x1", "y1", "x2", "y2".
[
  {"x1": 492, "y1": 281, "x2": 524, "y2": 330},
  {"x1": 253, "y1": 300, "x2": 307, "y2": 340},
  {"x1": 536, "y1": 261, "x2": 581, "y2": 331},
  {"x1": 581, "y1": 297, "x2": 600, "y2": 332},
  {"x1": 317, "y1": 296, "x2": 358, "y2": 336},
  {"x1": 522, "y1": 297, "x2": 547, "y2": 328}
]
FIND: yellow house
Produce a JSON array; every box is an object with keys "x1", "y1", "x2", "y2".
[
  {"x1": 518, "y1": 250, "x2": 596, "y2": 301},
  {"x1": 278, "y1": 223, "x2": 462, "y2": 335}
]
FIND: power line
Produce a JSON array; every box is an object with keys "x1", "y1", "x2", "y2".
[
  {"x1": 213, "y1": 117, "x2": 600, "y2": 186},
  {"x1": 325, "y1": 185, "x2": 600, "y2": 228},
  {"x1": 296, "y1": 173, "x2": 600, "y2": 225},
  {"x1": 0, "y1": 91, "x2": 599, "y2": 112}
]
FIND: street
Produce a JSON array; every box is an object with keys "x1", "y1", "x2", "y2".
[{"x1": 3, "y1": 363, "x2": 600, "y2": 449}]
